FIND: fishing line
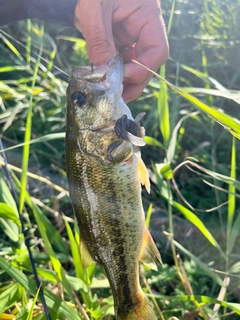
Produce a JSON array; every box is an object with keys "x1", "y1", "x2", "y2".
[{"x1": 0, "y1": 138, "x2": 52, "y2": 320}]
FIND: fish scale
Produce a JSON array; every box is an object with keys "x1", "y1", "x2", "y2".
[{"x1": 66, "y1": 56, "x2": 161, "y2": 320}]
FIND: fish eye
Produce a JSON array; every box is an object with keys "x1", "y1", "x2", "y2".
[{"x1": 72, "y1": 92, "x2": 87, "y2": 107}]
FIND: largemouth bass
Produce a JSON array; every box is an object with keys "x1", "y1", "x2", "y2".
[{"x1": 66, "y1": 56, "x2": 161, "y2": 320}]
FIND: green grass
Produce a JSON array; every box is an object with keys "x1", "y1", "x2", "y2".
[{"x1": 0, "y1": 0, "x2": 240, "y2": 319}]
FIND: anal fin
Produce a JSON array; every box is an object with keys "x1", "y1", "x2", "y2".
[
  {"x1": 80, "y1": 238, "x2": 95, "y2": 269},
  {"x1": 139, "y1": 227, "x2": 162, "y2": 271}
]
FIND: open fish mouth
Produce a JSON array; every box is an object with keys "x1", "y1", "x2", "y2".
[{"x1": 71, "y1": 55, "x2": 124, "y2": 90}]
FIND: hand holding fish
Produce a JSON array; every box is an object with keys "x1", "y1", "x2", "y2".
[{"x1": 74, "y1": 0, "x2": 169, "y2": 103}]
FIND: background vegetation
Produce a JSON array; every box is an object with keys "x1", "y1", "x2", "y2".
[{"x1": 0, "y1": 0, "x2": 240, "y2": 319}]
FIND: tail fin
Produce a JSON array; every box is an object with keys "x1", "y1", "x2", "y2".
[{"x1": 118, "y1": 296, "x2": 157, "y2": 320}]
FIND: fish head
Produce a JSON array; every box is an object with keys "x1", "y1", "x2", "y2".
[{"x1": 66, "y1": 56, "x2": 133, "y2": 160}]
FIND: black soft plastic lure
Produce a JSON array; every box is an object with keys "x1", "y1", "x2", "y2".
[{"x1": 107, "y1": 113, "x2": 146, "y2": 162}]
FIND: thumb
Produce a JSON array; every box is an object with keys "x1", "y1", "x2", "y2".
[{"x1": 74, "y1": 0, "x2": 116, "y2": 65}]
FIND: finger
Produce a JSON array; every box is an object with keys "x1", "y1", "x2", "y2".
[
  {"x1": 122, "y1": 83, "x2": 145, "y2": 103},
  {"x1": 112, "y1": 21, "x2": 138, "y2": 48},
  {"x1": 122, "y1": 75, "x2": 152, "y2": 103},
  {"x1": 74, "y1": 0, "x2": 116, "y2": 65},
  {"x1": 119, "y1": 45, "x2": 136, "y2": 64},
  {"x1": 120, "y1": 42, "x2": 143, "y2": 67},
  {"x1": 123, "y1": 12, "x2": 169, "y2": 85},
  {"x1": 134, "y1": 41, "x2": 143, "y2": 57}
]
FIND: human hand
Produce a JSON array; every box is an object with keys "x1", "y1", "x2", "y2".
[{"x1": 74, "y1": 0, "x2": 169, "y2": 103}]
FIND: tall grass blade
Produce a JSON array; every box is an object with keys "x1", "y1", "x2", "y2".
[
  {"x1": 0, "y1": 66, "x2": 27, "y2": 73},
  {"x1": 160, "y1": 76, "x2": 240, "y2": 138},
  {"x1": 26, "y1": 20, "x2": 31, "y2": 64},
  {"x1": 145, "y1": 204, "x2": 153, "y2": 229},
  {"x1": 3, "y1": 160, "x2": 68, "y2": 253},
  {"x1": 0, "y1": 284, "x2": 22, "y2": 314},
  {"x1": 0, "y1": 33, "x2": 22, "y2": 59},
  {"x1": 0, "y1": 175, "x2": 19, "y2": 242},
  {"x1": 30, "y1": 203, "x2": 74, "y2": 298},
  {"x1": 29, "y1": 199, "x2": 90, "y2": 320},
  {"x1": 167, "y1": 112, "x2": 198, "y2": 163},
  {"x1": 0, "y1": 202, "x2": 20, "y2": 226},
  {"x1": 29, "y1": 202, "x2": 68, "y2": 254},
  {"x1": 201, "y1": 47, "x2": 213, "y2": 106},
  {"x1": 227, "y1": 208, "x2": 240, "y2": 255},
  {"x1": 18, "y1": 27, "x2": 43, "y2": 213},
  {"x1": 133, "y1": 61, "x2": 240, "y2": 138},
  {"x1": 0, "y1": 175, "x2": 18, "y2": 213},
  {"x1": 0, "y1": 158, "x2": 68, "y2": 194},
  {"x1": 0, "y1": 257, "x2": 81, "y2": 320},
  {"x1": 179, "y1": 63, "x2": 228, "y2": 91},
  {"x1": 172, "y1": 238, "x2": 223, "y2": 286},
  {"x1": 64, "y1": 217, "x2": 85, "y2": 280},
  {"x1": 228, "y1": 261, "x2": 240, "y2": 274},
  {"x1": 148, "y1": 293, "x2": 240, "y2": 315},
  {"x1": 26, "y1": 285, "x2": 41, "y2": 320},
  {"x1": 0, "y1": 139, "x2": 51, "y2": 319},
  {"x1": 180, "y1": 87, "x2": 240, "y2": 104},
  {"x1": 158, "y1": 65, "x2": 170, "y2": 145},
  {"x1": 0, "y1": 164, "x2": 19, "y2": 242},
  {"x1": 0, "y1": 218, "x2": 19, "y2": 242},
  {"x1": 172, "y1": 201, "x2": 222, "y2": 251},
  {"x1": 58, "y1": 36, "x2": 86, "y2": 47},
  {"x1": 35, "y1": 268, "x2": 88, "y2": 292},
  {"x1": 181, "y1": 158, "x2": 240, "y2": 190},
  {"x1": 0, "y1": 132, "x2": 65, "y2": 154},
  {"x1": 167, "y1": 0, "x2": 176, "y2": 34},
  {"x1": 144, "y1": 136, "x2": 165, "y2": 149},
  {"x1": 227, "y1": 137, "x2": 236, "y2": 250}
]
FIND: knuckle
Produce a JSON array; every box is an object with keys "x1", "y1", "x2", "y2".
[
  {"x1": 87, "y1": 36, "x2": 112, "y2": 58},
  {"x1": 145, "y1": 1, "x2": 161, "y2": 17}
]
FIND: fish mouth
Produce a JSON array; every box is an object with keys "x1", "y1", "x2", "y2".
[
  {"x1": 71, "y1": 65, "x2": 107, "y2": 83},
  {"x1": 72, "y1": 55, "x2": 124, "y2": 88}
]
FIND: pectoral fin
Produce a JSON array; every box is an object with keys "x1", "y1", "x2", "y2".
[
  {"x1": 139, "y1": 227, "x2": 162, "y2": 271},
  {"x1": 80, "y1": 239, "x2": 95, "y2": 269},
  {"x1": 137, "y1": 157, "x2": 150, "y2": 194}
]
